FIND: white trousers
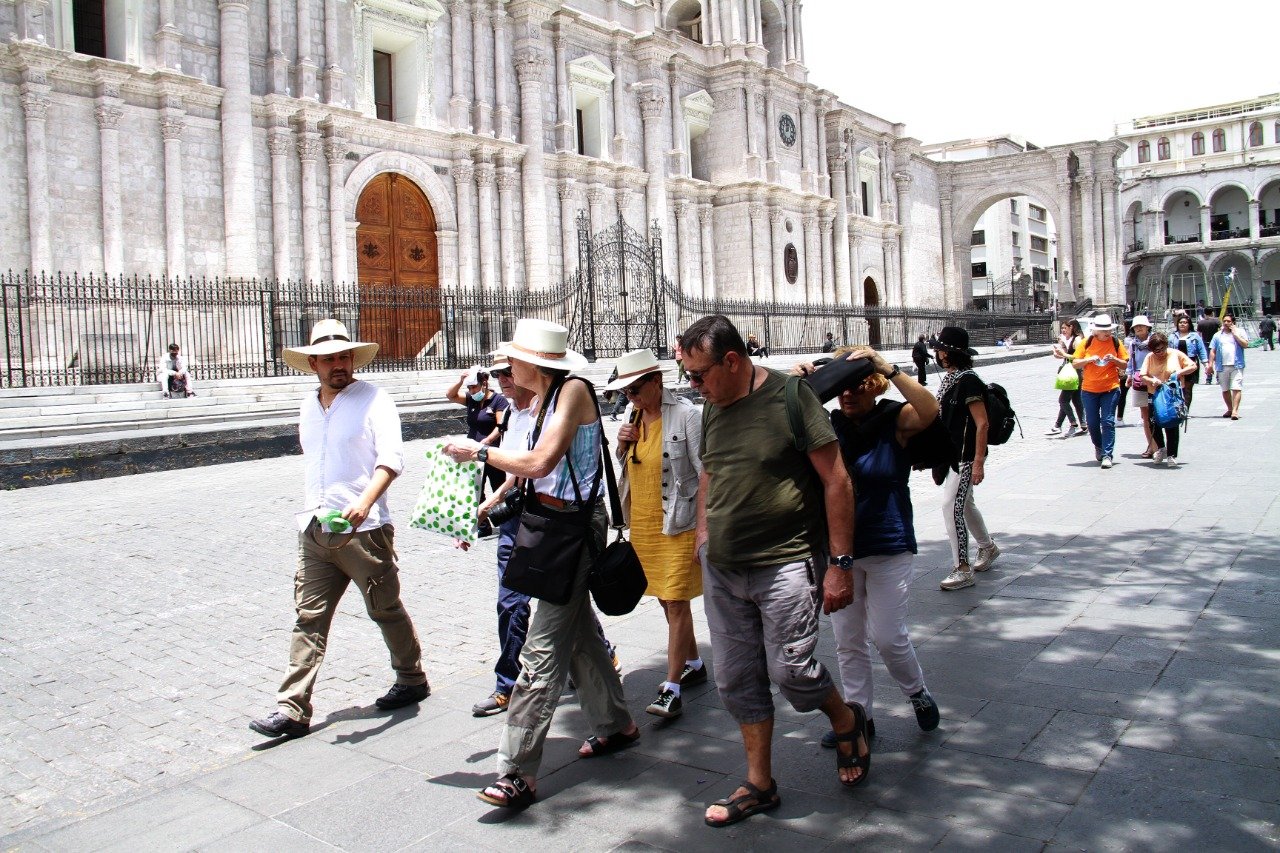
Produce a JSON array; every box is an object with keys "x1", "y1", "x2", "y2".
[
  {"x1": 941, "y1": 463, "x2": 991, "y2": 568},
  {"x1": 829, "y1": 552, "x2": 926, "y2": 719}
]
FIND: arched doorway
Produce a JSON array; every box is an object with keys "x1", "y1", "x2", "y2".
[
  {"x1": 355, "y1": 173, "x2": 440, "y2": 359},
  {"x1": 864, "y1": 276, "x2": 881, "y2": 348}
]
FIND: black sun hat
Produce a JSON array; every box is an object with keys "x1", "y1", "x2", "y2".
[{"x1": 932, "y1": 326, "x2": 979, "y2": 357}]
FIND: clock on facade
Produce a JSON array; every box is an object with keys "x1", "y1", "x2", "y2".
[{"x1": 778, "y1": 113, "x2": 796, "y2": 147}]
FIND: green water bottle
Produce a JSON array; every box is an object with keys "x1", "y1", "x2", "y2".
[{"x1": 317, "y1": 509, "x2": 352, "y2": 534}]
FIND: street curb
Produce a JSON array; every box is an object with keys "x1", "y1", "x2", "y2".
[{"x1": 0, "y1": 349, "x2": 1052, "y2": 489}]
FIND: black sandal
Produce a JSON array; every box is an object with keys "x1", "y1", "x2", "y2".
[
  {"x1": 704, "y1": 778, "x2": 781, "y2": 828},
  {"x1": 580, "y1": 728, "x2": 640, "y2": 757},
  {"x1": 833, "y1": 702, "x2": 872, "y2": 788},
  {"x1": 476, "y1": 774, "x2": 536, "y2": 808}
]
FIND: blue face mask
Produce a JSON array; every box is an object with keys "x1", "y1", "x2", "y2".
[{"x1": 470, "y1": 390, "x2": 485, "y2": 402}]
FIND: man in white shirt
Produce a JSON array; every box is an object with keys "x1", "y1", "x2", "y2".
[
  {"x1": 250, "y1": 319, "x2": 428, "y2": 739},
  {"x1": 157, "y1": 342, "x2": 196, "y2": 397}
]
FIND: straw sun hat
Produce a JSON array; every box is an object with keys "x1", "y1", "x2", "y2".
[
  {"x1": 282, "y1": 319, "x2": 380, "y2": 373},
  {"x1": 494, "y1": 319, "x2": 588, "y2": 372},
  {"x1": 603, "y1": 349, "x2": 662, "y2": 392}
]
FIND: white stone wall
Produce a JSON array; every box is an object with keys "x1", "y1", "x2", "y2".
[
  {"x1": 903, "y1": 161, "x2": 944, "y2": 307},
  {"x1": 0, "y1": 86, "x2": 27, "y2": 267}
]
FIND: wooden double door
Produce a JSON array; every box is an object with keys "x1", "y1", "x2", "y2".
[{"x1": 355, "y1": 173, "x2": 440, "y2": 359}]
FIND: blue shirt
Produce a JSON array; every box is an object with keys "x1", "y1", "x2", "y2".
[
  {"x1": 1209, "y1": 330, "x2": 1247, "y2": 371},
  {"x1": 831, "y1": 403, "x2": 917, "y2": 558},
  {"x1": 1171, "y1": 330, "x2": 1207, "y2": 363}
]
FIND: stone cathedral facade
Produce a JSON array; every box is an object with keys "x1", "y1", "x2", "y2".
[{"x1": 0, "y1": 0, "x2": 1065, "y2": 311}]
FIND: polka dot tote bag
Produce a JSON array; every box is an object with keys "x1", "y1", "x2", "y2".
[{"x1": 409, "y1": 441, "x2": 482, "y2": 544}]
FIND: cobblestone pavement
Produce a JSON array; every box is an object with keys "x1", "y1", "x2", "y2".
[{"x1": 2, "y1": 354, "x2": 1279, "y2": 851}]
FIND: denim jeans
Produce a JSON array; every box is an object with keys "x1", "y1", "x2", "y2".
[
  {"x1": 494, "y1": 517, "x2": 530, "y2": 695},
  {"x1": 1081, "y1": 388, "x2": 1120, "y2": 458}
]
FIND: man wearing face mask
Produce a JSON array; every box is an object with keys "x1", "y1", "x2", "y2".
[{"x1": 447, "y1": 366, "x2": 511, "y2": 496}]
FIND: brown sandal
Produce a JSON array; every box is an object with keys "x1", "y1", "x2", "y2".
[
  {"x1": 833, "y1": 702, "x2": 872, "y2": 787},
  {"x1": 476, "y1": 774, "x2": 536, "y2": 808},
  {"x1": 704, "y1": 779, "x2": 781, "y2": 827},
  {"x1": 580, "y1": 728, "x2": 640, "y2": 757}
]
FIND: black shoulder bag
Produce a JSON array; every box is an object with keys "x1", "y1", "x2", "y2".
[
  {"x1": 586, "y1": 419, "x2": 647, "y2": 616},
  {"x1": 503, "y1": 378, "x2": 603, "y2": 606}
]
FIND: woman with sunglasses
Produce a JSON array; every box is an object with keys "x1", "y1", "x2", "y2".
[
  {"x1": 606, "y1": 349, "x2": 707, "y2": 719},
  {"x1": 1139, "y1": 332, "x2": 1196, "y2": 467}
]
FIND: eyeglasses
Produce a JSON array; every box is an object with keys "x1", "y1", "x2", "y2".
[
  {"x1": 490, "y1": 368, "x2": 512, "y2": 379},
  {"x1": 622, "y1": 375, "x2": 656, "y2": 397},
  {"x1": 685, "y1": 359, "x2": 724, "y2": 385}
]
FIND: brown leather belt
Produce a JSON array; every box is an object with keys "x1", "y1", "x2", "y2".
[{"x1": 535, "y1": 492, "x2": 576, "y2": 510}]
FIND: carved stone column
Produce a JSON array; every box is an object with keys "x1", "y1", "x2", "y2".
[
  {"x1": 845, "y1": 133, "x2": 859, "y2": 213},
  {"x1": 96, "y1": 98, "x2": 125, "y2": 276},
  {"x1": 803, "y1": 210, "x2": 819, "y2": 303},
  {"x1": 939, "y1": 192, "x2": 957, "y2": 307},
  {"x1": 515, "y1": 46, "x2": 550, "y2": 290},
  {"x1": 893, "y1": 171, "x2": 912, "y2": 305},
  {"x1": 449, "y1": 1, "x2": 472, "y2": 130},
  {"x1": 819, "y1": 211, "x2": 834, "y2": 305},
  {"x1": 1100, "y1": 175, "x2": 1121, "y2": 305},
  {"x1": 749, "y1": 201, "x2": 768, "y2": 300},
  {"x1": 325, "y1": 136, "x2": 348, "y2": 284},
  {"x1": 610, "y1": 38, "x2": 628, "y2": 160},
  {"x1": 699, "y1": 205, "x2": 715, "y2": 299},
  {"x1": 161, "y1": 110, "x2": 187, "y2": 281},
  {"x1": 878, "y1": 139, "x2": 895, "y2": 221},
  {"x1": 156, "y1": 0, "x2": 182, "y2": 70},
  {"x1": 768, "y1": 205, "x2": 784, "y2": 301},
  {"x1": 816, "y1": 99, "x2": 831, "y2": 196},
  {"x1": 557, "y1": 180, "x2": 577, "y2": 282},
  {"x1": 476, "y1": 158, "x2": 497, "y2": 291},
  {"x1": 553, "y1": 33, "x2": 572, "y2": 152},
  {"x1": 1198, "y1": 204, "x2": 1211, "y2": 244},
  {"x1": 637, "y1": 84, "x2": 669, "y2": 249},
  {"x1": 268, "y1": 127, "x2": 292, "y2": 282},
  {"x1": 297, "y1": 129, "x2": 323, "y2": 283},
  {"x1": 491, "y1": 1, "x2": 512, "y2": 139},
  {"x1": 587, "y1": 185, "x2": 606, "y2": 237},
  {"x1": 829, "y1": 150, "x2": 851, "y2": 304},
  {"x1": 220, "y1": 1, "x2": 258, "y2": 278},
  {"x1": 267, "y1": 0, "x2": 288, "y2": 93},
  {"x1": 674, "y1": 199, "x2": 692, "y2": 293},
  {"x1": 19, "y1": 82, "x2": 50, "y2": 273},
  {"x1": 850, "y1": 231, "x2": 863, "y2": 307},
  {"x1": 295, "y1": 0, "x2": 317, "y2": 99},
  {"x1": 1055, "y1": 178, "x2": 1075, "y2": 305},
  {"x1": 1079, "y1": 173, "x2": 1097, "y2": 301},
  {"x1": 764, "y1": 83, "x2": 778, "y2": 182},
  {"x1": 472, "y1": 2, "x2": 492, "y2": 135},
  {"x1": 496, "y1": 165, "x2": 519, "y2": 292},
  {"x1": 668, "y1": 60, "x2": 686, "y2": 176},
  {"x1": 798, "y1": 97, "x2": 812, "y2": 192},
  {"x1": 1249, "y1": 198, "x2": 1261, "y2": 241},
  {"x1": 453, "y1": 160, "x2": 476, "y2": 287},
  {"x1": 323, "y1": 0, "x2": 343, "y2": 104},
  {"x1": 744, "y1": 84, "x2": 761, "y2": 175}
]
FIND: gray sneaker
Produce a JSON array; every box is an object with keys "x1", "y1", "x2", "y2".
[
  {"x1": 940, "y1": 567, "x2": 975, "y2": 591},
  {"x1": 973, "y1": 543, "x2": 1000, "y2": 572},
  {"x1": 1101, "y1": 456, "x2": 1113, "y2": 469}
]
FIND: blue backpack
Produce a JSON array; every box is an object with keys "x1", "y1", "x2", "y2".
[{"x1": 1151, "y1": 378, "x2": 1187, "y2": 429}]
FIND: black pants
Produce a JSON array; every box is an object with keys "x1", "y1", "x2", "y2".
[
  {"x1": 1117, "y1": 384, "x2": 1128, "y2": 419},
  {"x1": 1055, "y1": 389, "x2": 1083, "y2": 428},
  {"x1": 914, "y1": 359, "x2": 928, "y2": 385},
  {"x1": 1151, "y1": 424, "x2": 1180, "y2": 457}
]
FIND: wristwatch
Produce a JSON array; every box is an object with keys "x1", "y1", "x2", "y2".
[
  {"x1": 830, "y1": 554, "x2": 855, "y2": 571},
  {"x1": 476, "y1": 446, "x2": 489, "y2": 463},
  {"x1": 886, "y1": 365, "x2": 901, "y2": 379}
]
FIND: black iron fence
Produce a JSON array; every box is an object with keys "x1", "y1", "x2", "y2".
[{"x1": 1, "y1": 269, "x2": 1053, "y2": 388}]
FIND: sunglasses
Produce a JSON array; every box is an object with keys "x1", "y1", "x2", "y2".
[
  {"x1": 490, "y1": 368, "x2": 512, "y2": 379},
  {"x1": 622, "y1": 375, "x2": 657, "y2": 396},
  {"x1": 685, "y1": 359, "x2": 724, "y2": 385}
]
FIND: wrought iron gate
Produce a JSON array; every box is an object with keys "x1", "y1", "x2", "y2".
[{"x1": 574, "y1": 211, "x2": 668, "y2": 361}]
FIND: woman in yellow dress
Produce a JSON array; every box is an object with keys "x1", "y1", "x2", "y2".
[{"x1": 607, "y1": 349, "x2": 705, "y2": 720}]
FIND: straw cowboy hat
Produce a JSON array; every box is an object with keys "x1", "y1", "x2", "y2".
[
  {"x1": 494, "y1": 319, "x2": 588, "y2": 372},
  {"x1": 603, "y1": 349, "x2": 662, "y2": 392},
  {"x1": 487, "y1": 344, "x2": 511, "y2": 374},
  {"x1": 1090, "y1": 314, "x2": 1115, "y2": 332},
  {"x1": 282, "y1": 319, "x2": 380, "y2": 373}
]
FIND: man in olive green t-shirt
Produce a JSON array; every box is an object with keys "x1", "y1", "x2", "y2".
[{"x1": 682, "y1": 315, "x2": 868, "y2": 828}]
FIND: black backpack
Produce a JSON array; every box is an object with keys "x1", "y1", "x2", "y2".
[{"x1": 984, "y1": 382, "x2": 1019, "y2": 445}]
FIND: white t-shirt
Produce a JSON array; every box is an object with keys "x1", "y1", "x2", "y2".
[{"x1": 1218, "y1": 333, "x2": 1238, "y2": 365}]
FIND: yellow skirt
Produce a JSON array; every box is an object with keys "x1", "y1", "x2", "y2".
[{"x1": 627, "y1": 416, "x2": 701, "y2": 601}]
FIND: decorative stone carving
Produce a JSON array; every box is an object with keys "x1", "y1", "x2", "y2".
[
  {"x1": 698, "y1": 207, "x2": 714, "y2": 225},
  {"x1": 496, "y1": 170, "x2": 520, "y2": 193},
  {"x1": 749, "y1": 202, "x2": 764, "y2": 220},
  {"x1": 474, "y1": 162, "x2": 495, "y2": 187},
  {"x1": 95, "y1": 105, "x2": 124, "y2": 130},
  {"x1": 267, "y1": 131, "x2": 292, "y2": 156},
  {"x1": 514, "y1": 48, "x2": 548, "y2": 83},
  {"x1": 297, "y1": 136, "x2": 322, "y2": 161},
  {"x1": 324, "y1": 138, "x2": 347, "y2": 165},
  {"x1": 557, "y1": 181, "x2": 576, "y2": 201},
  {"x1": 453, "y1": 160, "x2": 475, "y2": 183},
  {"x1": 637, "y1": 86, "x2": 667, "y2": 121},
  {"x1": 161, "y1": 116, "x2": 186, "y2": 141},
  {"x1": 20, "y1": 92, "x2": 49, "y2": 121}
]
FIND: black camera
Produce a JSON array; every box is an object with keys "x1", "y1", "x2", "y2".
[{"x1": 486, "y1": 489, "x2": 525, "y2": 525}]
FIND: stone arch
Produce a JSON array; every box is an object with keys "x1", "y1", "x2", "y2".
[
  {"x1": 664, "y1": 0, "x2": 704, "y2": 41},
  {"x1": 953, "y1": 184, "x2": 1064, "y2": 239},
  {"x1": 759, "y1": 0, "x2": 787, "y2": 68},
  {"x1": 863, "y1": 275, "x2": 882, "y2": 347},
  {"x1": 344, "y1": 151, "x2": 458, "y2": 233},
  {"x1": 953, "y1": 185, "x2": 1064, "y2": 311},
  {"x1": 1158, "y1": 186, "x2": 1204, "y2": 209},
  {"x1": 1207, "y1": 180, "x2": 1254, "y2": 203},
  {"x1": 1157, "y1": 255, "x2": 1209, "y2": 312},
  {"x1": 1124, "y1": 199, "x2": 1145, "y2": 252}
]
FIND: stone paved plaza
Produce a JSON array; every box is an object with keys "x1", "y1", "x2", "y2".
[{"x1": 2, "y1": 354, "x2": 1279, "y2": 851}]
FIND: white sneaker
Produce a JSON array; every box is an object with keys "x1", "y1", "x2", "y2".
[
  {"x1": 1117, "y1": 415, "x2": 1125, "y2": 424},
  {"x1": 940, "y1": 567, "x2": 976, "y2": 591},
  {"x1": 1062, "y1": 426, "x2": 1077, "y2": 438},
  {"x1": 1045, "y1": 427, "x2": 1061, "y2": 435},
  {"x1": 1101, "y1": 456, "x2": 1114, "y2": 469},
  {"x1": 1152, "y1": 449, "x2": 1167, "y2": 463},
  {"x1": 1165, "y1": 456, "x2": 1178, "y2": 468},
  {"x1": 974, "y1": 543, "x2": 1000, "y2": 572}
]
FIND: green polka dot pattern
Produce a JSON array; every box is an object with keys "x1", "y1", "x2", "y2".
[{"x1": 409, "y1": 443, "x2": 483, "y2": 543}]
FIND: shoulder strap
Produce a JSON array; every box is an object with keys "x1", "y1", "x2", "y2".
[{"x1": 785, "y1": 374, "x2": 806, "y2": 452}]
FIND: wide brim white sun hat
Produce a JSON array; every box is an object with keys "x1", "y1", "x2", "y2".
[
  {"x1": 1091, "y1": 315, "x2": 1115, "y2": 332},
  {"x1": 282, "y1": 318, "x2": 380, "y2": 373},
  {"x1": 495, "y1": 319, "x2": 588, "y2": 372},
  {"x1": 1131, "y1": 314, "x2": 1153, "y2": 329},
  {"x1": 487, "y1": 344, "x2": 512, "y2": 374},
  {"x1": 603, "y1": 348, "x2": 662, "y2": 392}
]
